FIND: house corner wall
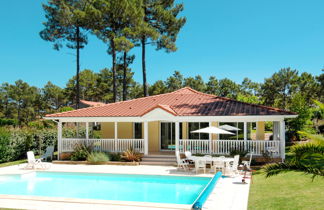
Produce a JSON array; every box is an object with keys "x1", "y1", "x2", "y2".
[{"x1": 148, "y1": 121, "x2": 159, "y2": 153}]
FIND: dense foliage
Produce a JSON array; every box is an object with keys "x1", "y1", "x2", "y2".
[
  {"x1": 1, "y1": 68, "x2": 322, "y2": 138},
  {"x1": 0, "y1": 127, "x2": 57, "y2": 163}
]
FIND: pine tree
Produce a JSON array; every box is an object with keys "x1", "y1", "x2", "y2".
[
  {"x1": 40, "y1": 0, "x2": 93, "y2": 109},
  {"x1": 140, "y1": 0, "x2": 186, "y2": 96},
  {"x1": 91, "y1": 0, "x2": 143, "y2": 102}
]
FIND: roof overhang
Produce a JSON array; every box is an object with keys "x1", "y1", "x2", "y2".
[{"x1": 44, "y1": 114, "x2": 298, "y2": 122}]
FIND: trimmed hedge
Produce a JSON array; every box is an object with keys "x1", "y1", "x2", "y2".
[
  {"x1": 0, "y1": 126, "x2": 102, "y2": 163},
  {"x1": 0, "y1": 128, "x2": 58, "y2": 163}
]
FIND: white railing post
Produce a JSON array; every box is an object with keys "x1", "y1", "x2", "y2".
[
  {"x1": 175, "y1": 122, "x2": 179, "y2": 154},
  {"x1": 209, "y1": 122, "x2": 212, "y2": 154},
  {"x1": 57, "y1": 121, "x2": 62, "y2": 160},
  {"x1": 244, "y1": 121, "x2": 247, "y2": 151},
  {"x1": 114, "y1": 122, "x2": 118, "y2": 152},
  {"x1": 144, "y1": 121, "x2": 148, "y2": 155},
  {"x1": 280, "y1": 120, "x2": 286, "y2": 161}
]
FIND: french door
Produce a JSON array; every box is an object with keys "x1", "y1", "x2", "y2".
[{"x1": 160, "y1": 122, "x2": 175, "y2": 150}]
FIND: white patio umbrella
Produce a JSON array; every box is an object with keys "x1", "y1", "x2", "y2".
[
  {"x1": 191, "y1": 126, "x2": 234, "y2": 135},
  {"x1": 219, "y1": 124, "x2": 241, "y2": 131}
]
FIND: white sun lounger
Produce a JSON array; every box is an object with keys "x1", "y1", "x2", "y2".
[{"x1": 25, "y1": 151, "x2": 49, "y2": 169}]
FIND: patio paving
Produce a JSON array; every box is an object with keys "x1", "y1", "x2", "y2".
[{"x1": 0, "y1": 163, "x2": 250, "y2": 210}]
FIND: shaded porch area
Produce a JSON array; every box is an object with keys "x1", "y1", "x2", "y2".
[{"x1": 57, "y1": 119, "x2": 286, "y2": 160}]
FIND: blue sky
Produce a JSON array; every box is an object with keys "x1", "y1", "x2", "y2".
[{"x1": 0, "y1": 0, "x2": 323, "y2": 88}]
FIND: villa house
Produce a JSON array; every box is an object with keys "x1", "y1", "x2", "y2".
[{"x1": 45, "y1": 87, "x2": 297, "y2": 161}]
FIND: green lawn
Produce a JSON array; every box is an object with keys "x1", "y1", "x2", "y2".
[
  {"x1": 248, "y1": 171, "x2": 324, "y2": 210},
  {"x1": 0, "y1": 159, "x2": 26, "y2": 168}
]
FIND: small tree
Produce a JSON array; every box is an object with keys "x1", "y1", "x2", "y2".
[{"x1": 287, "y1": 93, "x2": 313, "y2": 139}]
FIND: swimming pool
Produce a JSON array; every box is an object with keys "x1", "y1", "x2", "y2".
[{"x1": 0, "y1": 172, "x2": 211, "y2": 205}]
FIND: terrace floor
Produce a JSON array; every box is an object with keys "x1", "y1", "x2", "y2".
[{"x1": 0, "y1": 163, "x2": 251, "y2": 210}]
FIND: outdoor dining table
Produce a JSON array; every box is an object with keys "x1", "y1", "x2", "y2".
[{"x1": 190, "y1": 156, "x2": 235, "y2": 164}]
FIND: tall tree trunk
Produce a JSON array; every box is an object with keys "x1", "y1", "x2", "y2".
[
  {"x1": 76, "y1": 26, "x2": 80, "y2": 109},
  {"x1": 122, "y1": 51, "x2": 127, "y2": 101},
  {"x1": 111, "y1": 39, "x2": 117, "y2": 102},
  {"x1": 17, "y1": 103, "x2": 21, "y2": 126},
  {"x1": 141, "y1": 36, "x2": 148, "y2": 97}
]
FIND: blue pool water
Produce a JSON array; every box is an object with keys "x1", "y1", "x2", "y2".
[{"x1": 0, "y1": 172, "x2": 211, "y2": 205}]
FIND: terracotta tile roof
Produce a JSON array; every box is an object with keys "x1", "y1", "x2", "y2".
[
  {"x1": 46, "y1": 87, "x2": 296, "y2": 118},
  {"x1": 80, "y1": 100, "x2": 106, "y2": 107}
]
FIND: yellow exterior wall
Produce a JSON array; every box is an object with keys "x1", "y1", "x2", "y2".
[
  {"x1": 101, "y1": 122, "x2": 114, "y2": 139},
  {"x1": 117, "y1": 122, "x2": 133, "y2": 139},
  {"x1": 256, "y1": 121, "x2": 265, "y2": 140},
  {"x1": 148, "y1": 121, "x2": 159, "y2": 152},
  {"x1": 101, "y1": 122, "x2": 133, "y2": 139}
]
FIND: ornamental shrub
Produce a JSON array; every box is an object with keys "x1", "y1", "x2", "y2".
[
  {"x1": 121, "y1": 148, "x2": 142, "y2": 162},
  {"x1": 87, "y1": 152, "x2": 109, "y2": 164},
  {"x1": 70, "y1": 142, "x2": 93, "y2": 161},
  {"x1": 108, "y1": 152, "x2": 122, "y2": 161}
]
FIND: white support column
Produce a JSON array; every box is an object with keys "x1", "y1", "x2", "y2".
[
  {"x1": 273, "y1": 121, "x2": 280, "y2": 140},
  {"x1": 114, "y1": 122, "x2": 118, "y2": 152},
  {"x1": 144, "y1": 121, "x2": 148, "y2": 155},
  {"x1": 209, "y1": 122, "x2": 212, "y2": 154},
  {"x1": 57, "y1": 121, "x2": 62, "y2": 160},
  {"x1": 85, "y1": 122, "x2": 89, "y2": 140},
  {"x1": 279, "y1": 120, "x2": 286, "y2": 161},
  {"x1": 175, "y1": 122, "x2": 180, "y2": 154},
  {"x1": 244, "y1": 121, "x2": 247, "y2": 151}
]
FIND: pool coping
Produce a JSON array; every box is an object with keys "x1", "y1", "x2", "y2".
[
  {"x1": 0, "y1": 170, "x2": 211, "y2": 210},
  {"x1": 0, "y1": 194, "x2": 192, "y2": 209}
]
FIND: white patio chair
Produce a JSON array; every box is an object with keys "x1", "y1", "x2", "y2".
[
  {"x1": 40, "y1": 146, "x2": 54, "y2": 161},
  {"x1": 224, "y1": 155, "x2": 240, "y2": 176},
  {"x1": 184, "y1": 151, "x2": 195, "y2": 164},
  {"x1": 195, "y1": 158, "x2": 206, "y2": 174},
  {"x1": 176, "y1": 151, "x2": 189, "y2": 171},
  {"x1": 223, "y1": 161, "x2": 232, "y2": 176},
  {"x1": 230, "y1": 155, "x2": 240, "y2": 176},
  {"x1": 185, "y1": 151, "x2": 193, "y2": 159},
  {"x1": 25, "y1": 151, "x2": 47, "y2": 169},
  {"x1": 241, "y1": 153, "x2": 253, "y2": 170},
  {"x1": 211, "y1": 159, "x2": 224, "y2": 173},
  {"x1": 204, "y1": 155, "x2": 213, "y2": 165}
]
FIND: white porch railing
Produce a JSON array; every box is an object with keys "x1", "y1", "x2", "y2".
[
  {"x1": 179, "y1": 139, "x2": 210, "y2": 154},
  {"x1": 61, "y1": 138, "x2": 145, "y2": 153},
  {"x1": 179, "y1": 139, "x2": 280, "y2": 156}
]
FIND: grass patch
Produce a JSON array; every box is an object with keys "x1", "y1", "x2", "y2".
[
  {"x1": 0, "y1": 159, "x2": 26, "y2": 168},
  {"x1": 248, "y1": 171, "x2": 324, "y2": 210}
]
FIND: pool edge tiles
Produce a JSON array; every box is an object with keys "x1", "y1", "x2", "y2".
[
  {"x1": 0, "y1": 194, "x2": 192, "y2": 209},
  {"x1": 0, "y1": 171, "x2": 211, "y2": 208}
]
